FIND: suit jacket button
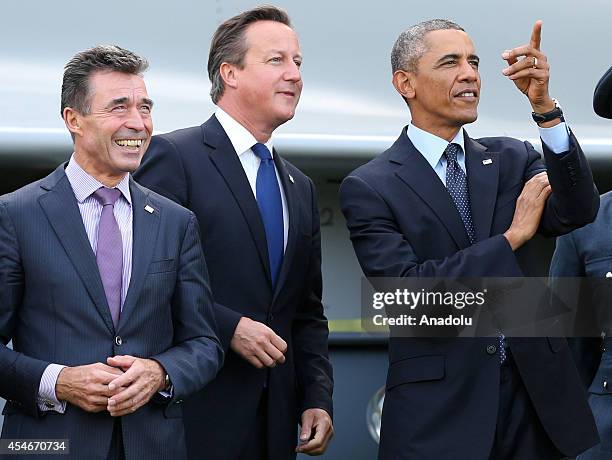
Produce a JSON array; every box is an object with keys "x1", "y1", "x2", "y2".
[
  {"x1": 604, "y1": 380, "x2": 608, "y2": 390},
  {"x1": 115, "y1": 336, "x2": 122, "y2": 346},
  {"x1": 486, "y1": 345, "x2": 497, "y2": 355}
]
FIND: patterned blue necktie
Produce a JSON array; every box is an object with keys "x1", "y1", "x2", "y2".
[
  {"x1": 252, "y1": 143, "x2": 284, "y2": 287},
  {"x1": 444, "y1": 143, "x2": 506, "y2": 363},
  {"x1": 443, "y1": 143, "x2": 476, "y2": 244}
]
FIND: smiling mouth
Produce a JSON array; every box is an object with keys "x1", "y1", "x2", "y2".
[
  {"x1": 114, "y1": 139, "x2": 144, "y2": 148},
  {"x1": 455, "y1": 91, "x2": 478, "y2": 99}
]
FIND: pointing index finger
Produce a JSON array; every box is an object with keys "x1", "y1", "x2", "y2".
[{"x1": 530, "y1": 20, "x2": 542, "y2": 51}]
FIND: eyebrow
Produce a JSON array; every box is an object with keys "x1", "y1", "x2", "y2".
[
  {"x1": 435, "y1": 53, "x2": 480, "y2": 65},
  {"x1": 268, "y1": 50, "x2": 303, "y2": 60},
  {"x1": 105, "y1": 96, "x2": 154, "y2": 109}
]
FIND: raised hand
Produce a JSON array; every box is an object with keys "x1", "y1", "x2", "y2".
[{"x1": 502, "y1": 20, "x2": 556, "y2": 115}]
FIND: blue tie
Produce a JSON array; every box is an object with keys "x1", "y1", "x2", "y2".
[
  {"x1": 444, "y1": 143, "x2": 506, "y2": 363},
  {"x1": 252, "y1": 143, "x2": 284, "y2": 287},
  {"x1": 443, "y1": 143, "x2": 476, "y2": 244}
]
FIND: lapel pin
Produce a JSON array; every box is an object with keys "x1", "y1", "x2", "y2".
[
  {"x1": 145, "y1": 205, "x2": 155, "y2": 214},
  {"x1": 289, "y1": 174, "x2": 294, "y2": 184},
  {"x1": 606, "y1": 272, "x2": 612, "y2": 278},
  {"x1": 482, "y1": 159, "x2": 493, "y2": 165}
]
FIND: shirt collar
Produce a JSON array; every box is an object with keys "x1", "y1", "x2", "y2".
[
  {"x1": 407, "y1": 123, "x2": 465, "y2": 169},
  {"x1": 65, "y1": 155, "x2": 132, "y2": 205},
  {"x1": 215, "y1": 106, "x2": 274, "y2": 157}
]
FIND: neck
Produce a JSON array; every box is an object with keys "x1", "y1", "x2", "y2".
[
  {"x1": 217, "y1": 100, "x2": 274, "y2": 143},
  {"x1": 73, "y1": 152, "x2": 125, "y2": 188},
  {"x1": 410, "y1": 119, "x2": 462, "y2": 143}
]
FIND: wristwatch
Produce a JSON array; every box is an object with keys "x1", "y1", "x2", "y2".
[
  {"x1": 163, "y1": 373, "x2": 172, "y2": 391},
  {"x1": 532, "y1": 98, "x2": 564, "y2": 123}
]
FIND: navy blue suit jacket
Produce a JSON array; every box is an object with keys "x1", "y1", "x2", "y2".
[
  {"x1": 0, "y1": 165, "x2": 223, "y2": 459},
  {"x1": 340, "y1": 128, "x2": 599, "y2": 459},
  {"x1": 551, "y1": 192, "x2": 612, "y2": 389},
  {"x1": 134, "y1": 115, "x2": 333, "y2": 460}
]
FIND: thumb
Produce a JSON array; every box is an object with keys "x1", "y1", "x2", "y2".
[{"x1": 300, "y1": 411, "x2": 314, "y2": 442}]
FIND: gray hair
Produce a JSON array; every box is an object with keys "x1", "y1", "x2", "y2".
[
  {"x1": 208, "y1": 5, "x2": 292, "y2": 104},
  {"x1": 391, "y1": 19, "x2": 464, "y2": 74},
  {"x1": 61, "y1": 45, "x2": 149, "y2": 116}
]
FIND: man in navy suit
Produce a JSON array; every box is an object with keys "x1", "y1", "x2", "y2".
[
  {"x1": 0, "y1": 45, "x2": 223, "y2": 459},
  {"x1": 134, "y1": 6, "x2": 333, "y2": 460},
  {"x1": 340, "y1": 19, "x2": 598, "y2": 459},
  {"x1": 549, "y1": 65, "x2": 612, "y2": 459}
]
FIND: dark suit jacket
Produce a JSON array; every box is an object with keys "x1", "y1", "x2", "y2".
[
  {"x1": 133, "y1": 114, "x2": 333, "y2": 460},
  {"x1": 339, "y1": 127, "x2": 599, "y2": 459},
  {"x1": 0, "y1": 165, "x2": 223, "y2": 460},
  {"x1": 550, "y1": 192, "x2": 612, "y2": 389}
]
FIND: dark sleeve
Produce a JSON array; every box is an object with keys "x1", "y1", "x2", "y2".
[
  {"x1": 339, "y1": 174, "x2": 523, "y2": 279},
  {"x1": 550, "y1": 231, "x2": 601, "y2": 388},
  {"x1": 152, "y1": 213, "x2": 224, "y2": 403},
  {"x1": 292, "y1": 179, "x2": 334, "y2": 418},
  {"x1": 0, "y1": 201, "x2": 49, "y2": 417},
  {"x1": 136, "y1": 135, "x2": 241, "y2": 353},
  {"x1": 534, "y1": 131, "x2": 599, "y2": 236}
]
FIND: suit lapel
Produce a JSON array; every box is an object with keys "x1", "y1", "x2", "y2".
[
  {"x1": 272, "y1": 153, "x2": 299, "y2": 302},
  {"x1": 391, "y1": 129, "x2": 471, "y2": 249},
  {"x1": 38, "y1": 166, "x2": 115, "y2": 334},
  {"x1": 117, "y1": 179, "x2": 160, "y2": 330},
  {"x1": 203, "y1": 116, "x2": 272, "y2": 286},
  {"x1": 464, "y1": 132, "x2": 499, "y2": 242}
]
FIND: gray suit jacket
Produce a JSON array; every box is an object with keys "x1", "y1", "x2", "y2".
[{"x1": 0, "y1": 164, "x2": 223, "y2": 459}]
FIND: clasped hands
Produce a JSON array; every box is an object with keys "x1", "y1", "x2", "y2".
[{"x1": 56, "y1": 356, "x2": 166, "y2": 417}]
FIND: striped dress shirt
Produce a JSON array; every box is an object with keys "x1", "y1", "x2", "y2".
[{"x1": 37, "y1": 156, "x2": 133, "y2": 413}]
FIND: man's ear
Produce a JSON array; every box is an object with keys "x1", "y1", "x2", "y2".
[
  {"x1": 392, "y1": 70, "x2": 416, "y2": 101},
  {"x1": 219, "y1": 62, "x2": 239, "y2": 90},
  {"x1": 63, "y1": 107, "x2": 83, "y2": 137}
]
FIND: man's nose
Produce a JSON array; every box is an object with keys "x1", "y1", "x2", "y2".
[
  {"x1": 124, "y1": 106, "x2": 147, "y2": 131},
  {"x1": 284, "y1": 61, "x2": 301, "y2": 82},
  {"x1": 458, "y1": 60, "x2": 478, "y2": 82}
]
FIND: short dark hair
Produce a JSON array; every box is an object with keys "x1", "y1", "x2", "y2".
[
  {"x1": 61, "y1": 45, "x2": 149, "y2": 117},
  {"x1": 208, "y1": 5, "x2": 291, "y2": 104},
  {"x1": 391, "y1": 19, "x2": 464, "y2": 74}
]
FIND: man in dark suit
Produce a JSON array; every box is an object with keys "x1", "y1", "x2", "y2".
[
  {"x1": 340, "y1": 19, "x2": 599, "y2": 459},
  {"x1": 549, "y1": 65, "x2": 612, "y2": 459},
  {"x1": 133, "y1": 6, "x2": 333, "y2": 460},
  {"x1": 0, "y1": 45, "x2": 223, "y2": 459}
]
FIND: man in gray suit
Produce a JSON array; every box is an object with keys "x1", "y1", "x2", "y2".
[{"x1": 0, "y1": 45, "x2": 223, "y2": 459}]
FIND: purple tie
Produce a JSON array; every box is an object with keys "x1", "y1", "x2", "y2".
[{"x1": 93, "y1": 187, "x2": 123, "y2": 328}]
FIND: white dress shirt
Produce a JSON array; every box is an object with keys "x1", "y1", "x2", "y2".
[
  {"x1": 215, "y1": 107, "x2": 289, "y2": 251},
  {"x1": 407, "y1": 121, "x2": 571, "y2": 184}
]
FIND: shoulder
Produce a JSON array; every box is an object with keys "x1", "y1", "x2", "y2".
[
  {"x1": 473, "y1": 135, "x2": 531, "y2": 153},
  {"x1": 561, "y1": 191, "x2": 612, "y2": 244},
  {"x1": 152, "y1": 125, "x2": 203, "y2": 152}
]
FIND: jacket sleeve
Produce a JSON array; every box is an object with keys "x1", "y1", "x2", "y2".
[
  {"x1": 292, "y1": 179, "x2": 334, "y2": 418},
  {"x1": 152, "y1": 213, "x2": 224, "y2": 403},
  {"x1": 0, "y1": 200, "x2": 49, "y2": 417},
  {"x1": 535, "y1": 131, "x2": 599, "y2": 236}
]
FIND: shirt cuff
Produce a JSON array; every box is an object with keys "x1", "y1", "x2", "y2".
[
  {"x1": 539, "y1": 122, "x2": 570, "y2": 154},
  {"x1": 37, "y1": 363, "x2": 67, "y2": 413}
]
